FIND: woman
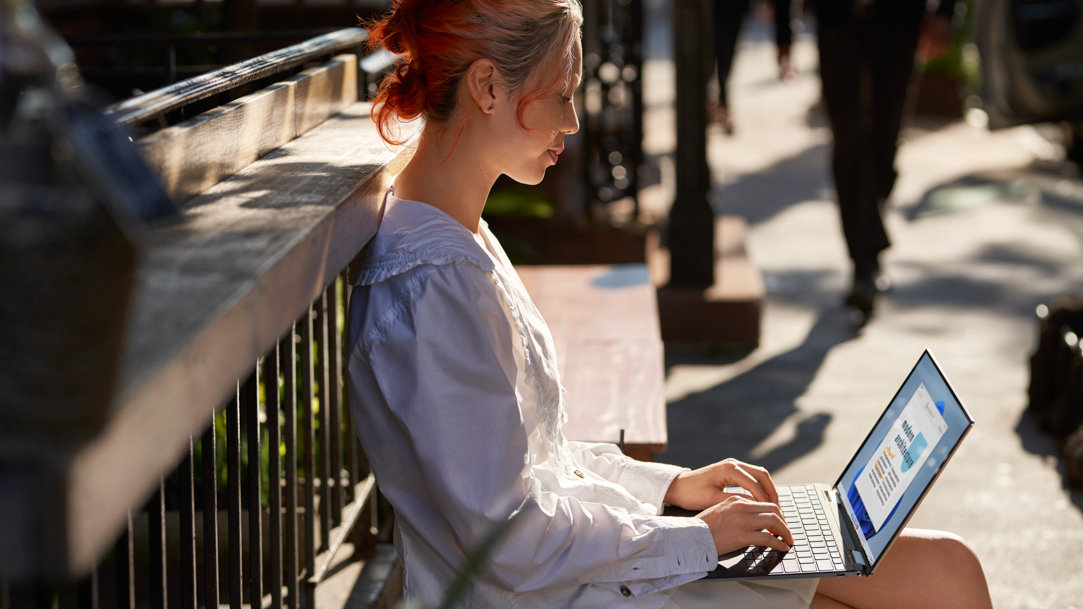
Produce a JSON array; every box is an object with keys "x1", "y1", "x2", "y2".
[{"x1": 346, "y1": 1, "x2": 994, "y2": 607}]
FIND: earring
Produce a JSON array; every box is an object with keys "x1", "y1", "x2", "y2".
[{"x1": 487, "y1": 103, "x2": 494, "y2": 111}]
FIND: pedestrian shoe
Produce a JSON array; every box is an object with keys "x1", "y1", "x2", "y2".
[{"x1": 844, "y1": 273, "x2": 893, "y2": 316}]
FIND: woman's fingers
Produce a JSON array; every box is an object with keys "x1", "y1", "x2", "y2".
[
  {"x1": 723, "y1": 459, "x2": 780, "y2": 505},
  {"x1": 697, "y1": 495, "x2": 794, "y2": 555},
  {"x1": 747, "y1": 528, "x2": 793, "y2": 554},
  {"x1": 745, "y1": 507, "x2": 793, "y2": 548},
  {"x1": 664, "y1": 458, "x2": 782, "y2": 511}
]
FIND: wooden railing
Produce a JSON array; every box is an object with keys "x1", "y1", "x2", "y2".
[{"x1": 1, "y1": 27, "x2": 398, "y2": 609}]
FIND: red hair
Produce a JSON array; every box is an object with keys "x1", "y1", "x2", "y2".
[{"x1": 366, "y1": 0, "x2": 583, "y2": 146}]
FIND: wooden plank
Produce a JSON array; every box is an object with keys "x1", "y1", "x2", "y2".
[
  {"x1": 517, "y1": 264, "x2": 667, "y2": 460},
  {"x1": 138, "y1": 54, "x2": 358, "y2": 203},
  {"x1": 518, "y1": 264, "x2": 661, "y2": 342},
  {"x1": 106, "y1": 28, "x2": 368, "y2": 127},
  {"x1": 290, "y1": 54, "x2": 357, "y2": 136},
  {"x1": 53, "y1": 100, "x2": 393, "y2": 577},
  {"x1": 557, "y1": 339, "x2": 666, "y2": 458}
]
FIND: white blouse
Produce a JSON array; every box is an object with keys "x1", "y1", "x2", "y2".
[{"x1": 346, "y1": 192, "x2": 718, "y2": 608}]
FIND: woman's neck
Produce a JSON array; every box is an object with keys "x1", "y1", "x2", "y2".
[{"x1": 391, "y1": 122, "x2": 495, "y2": 233}]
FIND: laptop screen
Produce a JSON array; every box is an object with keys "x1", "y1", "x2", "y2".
[{"x1": 834, "y1": 351, "x2": 974, "y2": 569}]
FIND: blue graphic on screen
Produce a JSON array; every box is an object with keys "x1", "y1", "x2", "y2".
[
  {"x1": 837, "y1": 353, "x2": 971, "y2": 565},
  {"x1": 846, "y1": 401, "x2": 943, "y2": 539},
  {"x1": 901, "y1": 432, "x2": 928, "y2": 472}
]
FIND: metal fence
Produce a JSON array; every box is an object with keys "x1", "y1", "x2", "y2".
[
  {"x1": 4, "y1": 278, "x2": 388, "y2": 609},
  {"x1": 1, "y1": 24, "x2": 395, "y2": 609}
]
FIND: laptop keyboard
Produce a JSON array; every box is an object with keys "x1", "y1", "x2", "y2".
[
  {"x1": 778, "y1": 484, "x2": 847, "y2": 574},
  {"x1": 722, "y1": 484, "x2": 848, "y2": 576}
]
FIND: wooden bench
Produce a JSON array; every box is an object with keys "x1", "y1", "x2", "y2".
[
  {"x1": 0, "y1": 26, "x2": 668, "y2": 609},
  {"x1": 518, "y1": 264, "x2": 667, "y2": 461}
]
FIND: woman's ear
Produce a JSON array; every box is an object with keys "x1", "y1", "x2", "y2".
[{"x1": 465, "y1": 58, "x2": 499, "y2": 114}]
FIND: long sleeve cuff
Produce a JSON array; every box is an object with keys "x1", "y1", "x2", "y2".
[
  {"x1": 615, "y1": 518, "x2": 716, "y2": 598},
  {"x1": 614, "y1": 460, "x2": 688, "y2": 514}
]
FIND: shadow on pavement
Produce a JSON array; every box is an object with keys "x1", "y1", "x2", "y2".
[
  {"x1": 661, "y1": 304, "x2": 859, "y2": 471},
  {"x1": 712, "y1": 140, "x2": 831, "y2": 226},
  {"x1": 1015, "y1": 409, "x2": 1083, "y2": 512}
]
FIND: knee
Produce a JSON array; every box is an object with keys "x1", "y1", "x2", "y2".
[
  {"x1": 931, "y1": 530, "x2": 976, "y2": 559},
  {"x1": 912, "y1": 529, "x2": 986, "y2": 580}
]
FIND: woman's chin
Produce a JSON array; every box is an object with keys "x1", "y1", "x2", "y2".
[{"x1": 505, "y1": 169, "x2": 548, "y2": 186}]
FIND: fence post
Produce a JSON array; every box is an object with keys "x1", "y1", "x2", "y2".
[{"x1": 667, "y1": 0, "x2": 715, "y2": 287}]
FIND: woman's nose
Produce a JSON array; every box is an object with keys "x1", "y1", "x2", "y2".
[{"x1": 562, "y1": 103, "x2": 579, "y2": 135}]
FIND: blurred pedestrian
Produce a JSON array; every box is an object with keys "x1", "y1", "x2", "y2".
[
  {"x1": 811, "y1": 0, "x2": 956, "y2": 316},
  {"x1": 711, "y1": 0, "x2": 797, "y2": 134},
  {"x1": 770, "y1": 0, "x2": 798, "y2": 80},
  {"x1": 710, "y1": 0, "x2": 750, "y2": 134}
]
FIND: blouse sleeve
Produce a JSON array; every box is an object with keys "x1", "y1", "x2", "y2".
[
  {"x1": 357, "y1": 263, "x2": 716, "y2": 598},
  {"x1": 565, "y1": 440, "x2": 689, "y2": 513}
]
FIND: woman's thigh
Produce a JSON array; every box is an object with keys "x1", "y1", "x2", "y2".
[
  {"x1": 665, "y1": 577, "x2": 817, "y2": 609},
  {"x1": 814, "y1": 529, "x2": 992, "y2": 609}
]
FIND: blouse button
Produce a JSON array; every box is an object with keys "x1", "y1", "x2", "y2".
[
  {"x1": 574, "y1": 469, "x2": 584, "y2": 478},
  {"x1": 619, "y1": 584, "x2": 632, "y2": 597}
]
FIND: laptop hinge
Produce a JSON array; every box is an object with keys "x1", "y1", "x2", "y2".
[
  {"x1": 830, "y1": 487, "x2": 871, "y2": 572},
  {"x1": 848, "y1": 549, "x2": 868, "y2": 568}
]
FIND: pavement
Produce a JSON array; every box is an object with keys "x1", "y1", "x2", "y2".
[{"x1": 642, "y1": 3, "x2": 1083, "y2": 608}]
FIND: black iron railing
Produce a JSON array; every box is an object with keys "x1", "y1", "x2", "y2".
[
  {"x1": 4, "y1": 279, "x2": 387, "y2": 609},
  {"x1": 1, "y1": 24, "x2": 396, "y2": 609}
]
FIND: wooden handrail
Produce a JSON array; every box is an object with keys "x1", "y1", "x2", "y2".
[{"x1": 105, "y1": 27, "x2": 370, "y2": 128}]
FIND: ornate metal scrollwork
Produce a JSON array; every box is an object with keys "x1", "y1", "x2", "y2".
[{"x1": 581, "y1": 0, "x2": 644, "y2": 217}]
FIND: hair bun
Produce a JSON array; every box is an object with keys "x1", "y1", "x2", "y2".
[{"x1": 373, "y1": 0, "x2": 423, "y2": 56}]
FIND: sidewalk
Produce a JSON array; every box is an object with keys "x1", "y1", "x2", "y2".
[{"x1": 646, "y1": 6, "x2": 1083, "y2": 608}]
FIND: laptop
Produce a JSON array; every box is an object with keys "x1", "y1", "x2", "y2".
[{"x1": 697, "y1": 349, "x2": 974, "y2": 581}]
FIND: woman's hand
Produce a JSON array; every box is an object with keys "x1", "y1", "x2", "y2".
[
  {"x1": 695, "y1": 494, "x2": 793, "y2": 555},
  {"x1": 664, "y1": 458, "x2": 793, "y2": 554},
  {"x1": 664, "y1": 458, "x2": 781, "y2": 510}
]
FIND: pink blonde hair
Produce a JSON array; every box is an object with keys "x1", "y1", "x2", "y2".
[{"x1": 366, "y1": 0, "x2": 583, "y2": 146}]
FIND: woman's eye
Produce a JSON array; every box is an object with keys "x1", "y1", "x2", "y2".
[{"x1": 560, "y1": 95, "x2": 573, "y2": 104}]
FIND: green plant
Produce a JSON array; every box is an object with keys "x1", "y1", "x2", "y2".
[
  {"x1": 483, "y1": 187, "x2": 555, "y2": 220},
  {"x1": 921, "y1": 0, "x2": 980, "y2": 93}
]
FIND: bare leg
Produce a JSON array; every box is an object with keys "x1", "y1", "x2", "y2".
[{"x1": 811, "y1": 529, "x2": 993, "y2": 609}]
